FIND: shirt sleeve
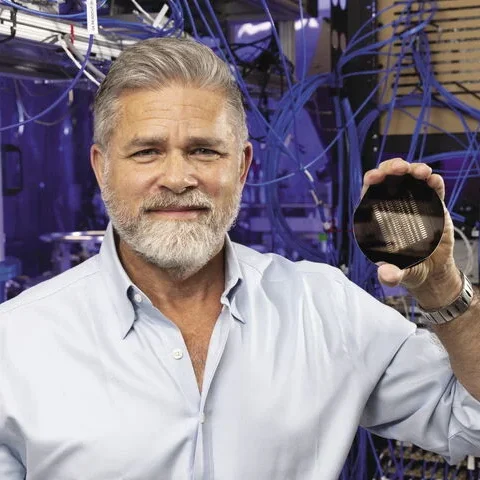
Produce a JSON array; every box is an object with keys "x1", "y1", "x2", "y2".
[
  {"x1": 359, "y1": 320, "x2": 480, "y2": 465},
  {"x1": 0, "y1": 446, "x2": 26, "y2": 479},
  {"x1": 331, "y1": 271, "x2": 480, "y2": 465}
]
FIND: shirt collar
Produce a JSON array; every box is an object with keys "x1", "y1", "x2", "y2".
[
  {"x1": 99, "y1": 224, "x2": 137, "y2": 339},
  {"x1": 99, "y1": 223, "x2": 246, "y2": 339},
  {"x1": 222, "y1": 236, "x2": 245, "y2": 324}
]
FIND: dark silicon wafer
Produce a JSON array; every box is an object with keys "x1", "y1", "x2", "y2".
[{"x1": 353, "y1": 174, "x2": 445, "y2": 269}]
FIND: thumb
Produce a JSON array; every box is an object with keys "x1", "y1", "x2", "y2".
[{"x1": 377, "y1": 263, "x2": 405, "y2": 287}]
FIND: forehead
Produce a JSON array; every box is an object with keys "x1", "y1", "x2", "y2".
[{"x1": 113, "y1": 86, "x2": 234, "y2": 143}]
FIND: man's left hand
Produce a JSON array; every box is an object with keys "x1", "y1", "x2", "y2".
[{"x1": 362, "y1": 158, "x2": 460, "y2": 306}]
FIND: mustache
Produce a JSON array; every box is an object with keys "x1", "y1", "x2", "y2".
[{"x1": 140, "y1": 191, "x2": 214, "y2": 212}]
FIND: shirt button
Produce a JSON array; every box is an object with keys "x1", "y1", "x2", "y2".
[
  {"x1": 172, "y1": 349, "x2": 183, "y2": 360},
  {"x1": 133, "y1": 293, "x2": 142, "y2": 303},
  {"x1": 199, "y1": 412, "x2": 205, "y2": 424}
]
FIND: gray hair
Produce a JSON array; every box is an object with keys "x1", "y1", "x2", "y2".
[{"x1": 93, "y1": 37, "x2": 248, "y2": 152}]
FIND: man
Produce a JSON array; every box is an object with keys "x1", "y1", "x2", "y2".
[{"x1": 0, "y1": 37, "x2": 479, "y2": 479}]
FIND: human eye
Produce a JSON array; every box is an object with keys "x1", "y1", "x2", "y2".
[
  {"x1": 190, "y1": 148, "x2": 221, "y2": 160},
  {"x1": 131, "y1": 149, "x2": 160, "y2": 161}
]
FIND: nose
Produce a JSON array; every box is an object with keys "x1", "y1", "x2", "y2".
[{"x1": 156, "y1": 151, "x2": 198, "y2": 194}]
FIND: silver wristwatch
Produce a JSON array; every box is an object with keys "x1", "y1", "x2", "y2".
[{"x1": 418, "y1": 270, "x2": 474, "y2": 325}]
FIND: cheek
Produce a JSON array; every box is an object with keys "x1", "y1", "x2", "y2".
[
  {"x1": 203, "y1": 166, "x2": 242, "y2": 198},
  {"x1": 108, "y1": 168, "x2": 151, "y2": 200},
  {"x1": 103, "y1": 179, "x2": 144, "y2": 217}
]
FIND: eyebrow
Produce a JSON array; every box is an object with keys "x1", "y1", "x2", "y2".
[
  {"x1": 124, "y1": 136, "x2": 167, "y2": 150},
  {"x1": 185, "y1": 136, "x2": 229, "y2": 150},
  {"x1": 124, "y1": 136, "x2": 229, "y2": 151}
]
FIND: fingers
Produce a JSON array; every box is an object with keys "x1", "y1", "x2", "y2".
[
  {"x1": 361, "y1": 158, "x2": 444, "y2": 199},
  {"x1": 426, "y1": 173, "x2": 445, "y2": 201},
  {"x1": 364, "y1": 158, "x2": 432, "y2": 184},
  {"x1": 361, "y1": 158, "x2": 409, "y2": 197}
]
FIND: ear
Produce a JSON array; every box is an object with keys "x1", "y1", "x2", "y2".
[
  {"x1": 90, "y1": 144, "x2": 107, "y2": 189},
  {"x1": 239, "y1": 142, "x2": 253, "y2": 185}
]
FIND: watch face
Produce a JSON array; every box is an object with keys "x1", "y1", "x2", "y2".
[{"x1": 353, "y1": 174, "x2": 445, "y2": 269}]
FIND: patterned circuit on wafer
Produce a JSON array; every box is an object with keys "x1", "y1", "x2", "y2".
[{"x1": 372, "y1": 192, "x2": 428, "y2": 253}]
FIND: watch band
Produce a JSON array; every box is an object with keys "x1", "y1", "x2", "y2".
[{"x1": 418, "y1": 270, "x2": 474, "y2": 325}]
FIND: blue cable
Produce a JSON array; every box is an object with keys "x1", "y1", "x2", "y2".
[
  {"x1": 298, "y1": 0, "x2": 307, "y2": 90},
  {"x1": 0, "y1": 35, "x2": 94, "y2": 132},
  {"x1": 179, "y1": 0, "x2": 199, "y2": 37},
  {"x1": 257, "y1": 0, "x2": 304, "y2": 170},
  {"x1": 302, "y1": 80, "x2": 383, "y2": 172},
  {"x1": 377, "y1": 36, "x2": 416, "y2": 164},
  {"x1": 366, "y1": 431, "x2": 386, "y2": 478},
  {"x1": 332, "y1": 95, "x2": 345, "y2": 261},
  {"x1": 448, "y1": 128, "x2": 480, "y2": 211},
  {"x1": 0, "y1": 0, "x2": 107, "y2": 19}
]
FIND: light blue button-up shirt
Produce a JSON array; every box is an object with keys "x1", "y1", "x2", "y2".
[{"x1": 1, "y1": 225, "x2": 480, "y2": 479}]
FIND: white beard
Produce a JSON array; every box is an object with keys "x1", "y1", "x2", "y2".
[{"x1": 101, "y1": 184, "x2": 242, "y2": 279}]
